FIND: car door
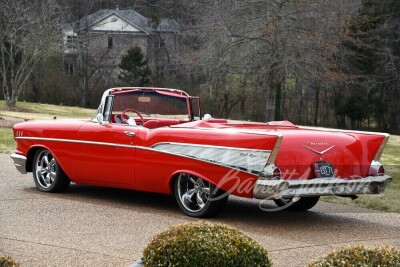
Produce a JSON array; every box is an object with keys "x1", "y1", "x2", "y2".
[{"x1": 73, "y1": 120, "x2": 138, "y2": 187}]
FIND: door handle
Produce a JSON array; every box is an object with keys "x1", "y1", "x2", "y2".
[{"x1": 124, "y1": 131, "x2": 135, "y2": 137}]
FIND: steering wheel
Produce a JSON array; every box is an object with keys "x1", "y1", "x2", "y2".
[{"x1": 121, "y1": 108, "x2": 144, "y2": 125}]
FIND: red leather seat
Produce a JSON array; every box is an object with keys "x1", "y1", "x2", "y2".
[{"x1": 143, "y1": 119, "x2": 180, "y2": 129}]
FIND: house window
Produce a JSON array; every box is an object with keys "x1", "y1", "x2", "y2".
[
  {"x1": 159, "y1": 39, "x2": 165, "y2": 48},
  {"x1": 66, "y1": 36, "x2": 76, "y2": 50},
  {"x1": 108, "y1": 37, "x2": 113, "y2": 49},
  {"x1": 65, "y1": 63, "x2": 74, "y2": 76}
]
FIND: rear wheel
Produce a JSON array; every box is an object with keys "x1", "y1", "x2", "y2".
[
  {"x1": 273, "y1": 196, "x2": 320, "y2": 211},
  {"x1": 174, "y1": 173, "x2": 228, "y2": 218},
  {"x1": 33, "y1": 149, "x2": 70, "y2": 192}
]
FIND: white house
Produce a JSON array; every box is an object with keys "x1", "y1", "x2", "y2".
[{"x1": 62, "y1": 7, "x2": 179, "y2": 79}]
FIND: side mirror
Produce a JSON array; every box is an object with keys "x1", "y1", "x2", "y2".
[{"x1": 96, "y1": 113, "x2": 104, "y2": 125}]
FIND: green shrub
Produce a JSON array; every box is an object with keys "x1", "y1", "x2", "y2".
[
  {"x1": 0, "y1": 255, "x2": 19, "y2": 267},
  {"x1": 142, "y1": 221, "x2": 272, "y2": 267},
  {"x1": 308, "y1": 245, "x2": 400, "y2": 267}
]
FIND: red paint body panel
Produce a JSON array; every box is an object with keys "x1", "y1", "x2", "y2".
[{"x1": 12, "y1": 88, "x2": 389, "y2": 199}]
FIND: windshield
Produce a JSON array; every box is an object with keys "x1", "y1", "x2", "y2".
[{"x1": 112, "y1": 90, "x2": 190, "y2": 120}]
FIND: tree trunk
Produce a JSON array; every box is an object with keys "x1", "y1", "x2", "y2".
[
  {"x1": 295, "y1": 77, "x2": 303, "y2": 125},
  {"x1": 264, "y1": 85, "x2": 276, "y2": 122},
  {"x1": 6, "y1": 98, "x2": 16, "y2": 107},
  {"x1": 313, "y1": 84, "x2": 320, "y2": 126},
  {"x1": 274, "y1": 82, "x2": 282, "y2": 121},
  {"x1": 78, "y1": 51, "x2": 87, "y2": 107}
]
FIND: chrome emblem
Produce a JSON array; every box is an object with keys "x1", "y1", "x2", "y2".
[{"x1": 303, "y1": 144, "x2": 335, "y2": 155}]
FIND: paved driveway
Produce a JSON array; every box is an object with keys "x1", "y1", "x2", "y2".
[{"x1": 1, "y1": 153, "x2": 399, "y2": 266}]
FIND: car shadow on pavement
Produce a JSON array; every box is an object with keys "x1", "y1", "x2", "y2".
[
  {"x1": 24, "y1": 182, "x2": 382, "y2": 226},
  {"x1": 23, "y1": 183, "x2": 177, "y2": 210}
]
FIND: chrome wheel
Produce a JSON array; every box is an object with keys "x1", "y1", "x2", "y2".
[
  {"x1": 35, "y1": 150, "x2": 57, "y2": 188},
  {"x1": 33, "y1": 149, "x2": 70, "y2": 192},
  {"x1": 174, "y1": 173, "x2": 228, "y2": 217},
  {"x1": 177, "y1": 173, "x2": 211, "y2": 212}
]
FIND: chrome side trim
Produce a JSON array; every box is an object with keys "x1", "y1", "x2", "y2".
[
  {"x1": 136, "y1": 145, "x2": 261, "y2": 176},
  {"x1": 186, "y1": 127, "x2": 283, "y2": 137},
  {"x1": 151, "y1": 142, "x2": 271, "y2": 174},
  {"x1": 253, "y1": 175, "x2": 392, "y2": 199},
  {"x1": 267, "y1": 135, "x2": 282, "y2": 164},
  {"x1": 14, "y1": 136, "x2": 262, "y2": 176},
  {"x1": 15, "y1": 136, "x2": 135, "y2": 149},
  {"x1": 139, "y1": 145, "x2": 261, "y2": 176},
  {"x1": 299, "y1": 126, "x2": 390, "y2": 137},
  {"x1": 10, "y1": 153, "x2": 27, "y2": 174},
  {"x1": 151, "y1": 142, "x2": 271, "y2": 152}
]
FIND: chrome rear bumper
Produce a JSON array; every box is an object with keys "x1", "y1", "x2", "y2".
[
  {"x1": 10, "y1": 153, "x2": 27, "y2": 174},
  {"x1": 253, "y1": 175, "x2": 392, "y2": 199}
]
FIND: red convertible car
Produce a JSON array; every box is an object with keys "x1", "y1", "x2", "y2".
[{"x1": 11, "y1": 87, "x2": 392, "y2": 217}]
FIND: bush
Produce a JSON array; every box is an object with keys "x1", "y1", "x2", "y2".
[
  {"x1": 142, "y1": 221, "x2": 272, "y2": 267},
  {"x1": 308, "y1": 245, "x2": 400, "y2": 267},
  {"x1": 0, "y1": 255, "x2": 19, "y2": 267}
]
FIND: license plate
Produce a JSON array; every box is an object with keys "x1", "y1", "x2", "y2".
[{"x1": 313, "y1": 161, "x2": 334, "y2": 178}]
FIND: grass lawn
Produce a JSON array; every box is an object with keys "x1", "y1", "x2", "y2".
[
  {"x1": 0, "y1": 100, "x2": 95, "y2": 120},
  {"x1": 0, "y1": 128, "x2": 15, "y2": 154},
  {"x1": 1, "y1": 101, "x2": 399, "y2": 212},
  {"x1": 0, "y1": 101, "x2": 95, "y2": 153}
]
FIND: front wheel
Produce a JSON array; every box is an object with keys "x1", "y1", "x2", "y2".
[
  {"x1": 174, "y1": 173, "x2": 228, "y2": 218},
  {"x1": 33, "y1": 149, "x2": 70, "y2": 192},
  {"x1": 273, "y1": 196, "x2": 320, "y2": 211}
]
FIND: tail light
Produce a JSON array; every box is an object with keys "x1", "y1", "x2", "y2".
[
  {"x1": 260, "y1": 164, "x2": 282, "y2": 180},
  {"x1": 369, "y1": 161, "x2": 385, "y2": 176},
  {"x1": 273, "y1": 167, "x2": 281, "y2": 178},
  {"x1": 378, "y1": 165, "x2": 385, "y2": 175}
]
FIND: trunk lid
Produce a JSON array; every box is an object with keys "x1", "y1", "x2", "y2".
[{"x1": 224, "y1": 122, "x2": 387, "y2": 179}]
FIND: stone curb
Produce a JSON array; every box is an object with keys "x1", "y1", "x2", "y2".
[{"x1": 128, "y1": 259, "x2": 144, "y2": 267}]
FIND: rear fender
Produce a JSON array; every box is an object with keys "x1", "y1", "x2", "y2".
[
  {"x1": 168, "y1": 168, "x2": 258, "y2": 198},
  {"x1": 347, "y1": 133, "x2": 389, "y2": 176},
  {"x1": 169, "y1": 170, "x2": 213, "y2": 194}
]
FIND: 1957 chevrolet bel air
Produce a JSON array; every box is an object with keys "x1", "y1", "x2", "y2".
[{"x1": 11, "y1": 87, "x2": 392, "y2": 217}]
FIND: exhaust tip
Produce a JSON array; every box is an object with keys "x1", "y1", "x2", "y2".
[{"x1": 369, "y1": 182, "x2": 385, "y2": 194}]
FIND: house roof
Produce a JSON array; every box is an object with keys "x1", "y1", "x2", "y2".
[{"x1": 79, "y1": 9, "x2": 179, "y2": 33}]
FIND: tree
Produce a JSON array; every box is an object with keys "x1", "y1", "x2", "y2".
[
  {"x1": 118, "y1": 46, "x2": 151, "y2": 86},
  {"x1": 179, "y1": 0, "x2": 357, "y2": 122},
  {"x1": 0, "y1": 0, "x2": 61, "y2": 107},
  {"x1": 338, "y1": 0, "x2": 400, "y2": 132}
]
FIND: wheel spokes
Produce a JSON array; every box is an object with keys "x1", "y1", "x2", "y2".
[
  {"x1": 189, "y1": 177, "x2": 197, "y2": 185},
  {"x1": 42, "y1": 154, "x2": 50, "y2": 166},
  {"x1": 178, "y1": 174, "x2": 213, "y2": 213},
  {"x1": 196, "y1": 192, "x2": 205, "y2": 208},
  {"x1": 186, "y1": 188, "x2": 196, "y2": 199},
  {"x1": 181, "y1": 188, "x2": 196, "y2": 205},
  {"x1": 202, "y1": 187, "x2": 211, "y2": 194},
  {"x1": 45, "y1": 173, "x2": 52, "y2": 184},
  {"x1": 35, "y1": 151, "x2": 57, "y2": 188}
]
